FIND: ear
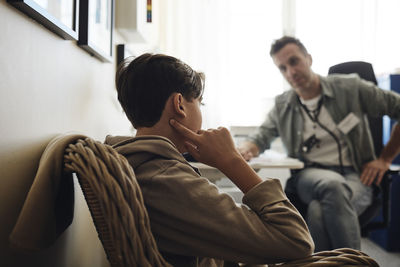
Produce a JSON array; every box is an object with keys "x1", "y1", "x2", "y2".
[
  {"x1": 307, "y1": 53, "x2": 313, "y2": 66},
  {"x1": 171, "y1": 93, "x2": 186, "y2": 118}
]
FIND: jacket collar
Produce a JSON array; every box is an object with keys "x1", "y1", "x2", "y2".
[
  {"x1": 319, "y1": 75, "x2": 335, "y2": 98},
  {"x1": 284, "y1": 75, "x2": 335, "y2": 108},
  {"x1": 105, "y1": 135, "x2": 191, "y2": 169}
]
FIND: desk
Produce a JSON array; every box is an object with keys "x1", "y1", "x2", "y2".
[{"x1": 190, "y1": 151, "x2": 304, "y2": 182}]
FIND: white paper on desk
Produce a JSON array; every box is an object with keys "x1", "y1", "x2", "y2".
[
  {"x1": 249, "y1": 150, "x2": 302, "y2": 168},
  {"x1": 253, "y1": 150, "x2": 287, "y2": 161}
]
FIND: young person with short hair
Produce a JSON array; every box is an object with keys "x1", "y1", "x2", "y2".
[{"x1": 106, "y1": 53, "x2": 314, "y2": 266}]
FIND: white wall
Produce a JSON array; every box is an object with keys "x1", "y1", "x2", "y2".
[{"x1": 0, "y1": 2, "x2": 133, "y2": 266}]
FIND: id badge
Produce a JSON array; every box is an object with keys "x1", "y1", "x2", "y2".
[{"x1": 337, "y1": 112, "x2": 360, "y2": 134}]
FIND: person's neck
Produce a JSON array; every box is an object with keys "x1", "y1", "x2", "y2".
[
  {"x1": 297, "y1": 74, "x2": 321, "y2": 100},
  {"x1": 136, "y1": 123, "x2": 186, "y2": 153}
]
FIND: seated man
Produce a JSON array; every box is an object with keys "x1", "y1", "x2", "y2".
[
  {"x1": 239, "y1": 36, "x2": 400, "y2": 252},
  {"x1": 106, "y1": 53, "x2": 314, "y2": 266}
]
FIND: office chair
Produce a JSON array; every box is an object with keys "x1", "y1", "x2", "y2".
[{"x1": 327, "y1": 61, "x2": 400, "y2": 236}]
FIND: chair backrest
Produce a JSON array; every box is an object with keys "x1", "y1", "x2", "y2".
[
  {"x1": 64, "y1": 138, "x2": 171, "y2": 267},
  {"x1": 328, "y1": 61, "x2": 378, "y2": 85}
]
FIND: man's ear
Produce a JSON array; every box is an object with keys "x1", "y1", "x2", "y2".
[{"x1": 172, "y1": 93, "x2": 186, "y2": 118}]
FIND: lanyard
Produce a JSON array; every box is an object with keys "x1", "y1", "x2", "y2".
[
  {"x1": 297, "y1": 96, "x2": 344, "y2": 174},
  {"x1": 298, "y1": 96, "x2": 323, "y2": 122}
]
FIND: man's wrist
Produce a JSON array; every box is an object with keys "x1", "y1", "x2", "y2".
[{"x1": 379, "y1": 155, "x2": 393, "y2": 165}]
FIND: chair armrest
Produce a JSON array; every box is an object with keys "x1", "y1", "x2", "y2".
[{"x1": 388, "y1": 164, "x2": 400, "y2": 175}]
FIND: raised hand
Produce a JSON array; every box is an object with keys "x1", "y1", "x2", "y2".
[{"x1": 169, "y1": 119, "x2": 241, "y2": 170}]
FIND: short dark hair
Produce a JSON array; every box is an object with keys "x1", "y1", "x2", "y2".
[
  {"x1": 269, "y1": 36, "x2": 308, "y2": 56},
  {"x1": 116, "y1": 53, "x2": 205, "y2": 128}
]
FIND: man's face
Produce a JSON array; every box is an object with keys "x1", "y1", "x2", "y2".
[{"x1": 272, "y1": 43, "x2": 314, "y2": 91}]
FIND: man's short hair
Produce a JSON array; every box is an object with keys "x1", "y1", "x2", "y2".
[
  {"x1": 115, "y1": 53, "x2": 205, "y2": 128},
  {"x1": 270, "y1": 36, "x2": 308, "y2": 56}
]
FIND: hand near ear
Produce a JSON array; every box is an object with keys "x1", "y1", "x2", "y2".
[
  {"x1": 170, "y1": 119, "x2": 262, "y2": 193},
  {"x1": 169, "y1": 119, "x2": 240, "y2": 170}
]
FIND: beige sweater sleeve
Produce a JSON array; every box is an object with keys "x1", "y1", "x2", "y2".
[{"x1": 138, "y1": 161, "x2": 314, "y2": 264}]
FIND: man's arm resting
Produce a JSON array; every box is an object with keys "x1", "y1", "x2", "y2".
[
  {"x1": 361, "y1": 123, "x2": 400, "y2": 186},
  {"x1": 380, "y1": 122, "x2": 400, "y2": 163}
]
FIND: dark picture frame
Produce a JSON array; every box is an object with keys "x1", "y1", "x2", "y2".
[
  {"x1": 78, "y1": 0, "x2": 114, "y2": 62},
  {"x1": 7, "y1": 0, "x2": 79, "y2": 40},
  {"x1": 116, "y1": 44, "x2": 134, "y2": 68}
]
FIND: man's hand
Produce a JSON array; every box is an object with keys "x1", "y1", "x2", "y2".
[
  {"x1": 360, "y1": 158, "x2": 390, "y2": 186},
  {"x1": 237, "y1": 141, "x2": 260, "y2": 161}
]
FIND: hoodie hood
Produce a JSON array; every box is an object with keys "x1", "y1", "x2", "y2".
[{"x1": 104, "y1": 135, "x2": 188, "y2": 169}]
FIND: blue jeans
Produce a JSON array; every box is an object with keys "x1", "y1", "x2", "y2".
[{"x1": 292, "y1": 167, "x2": 373, "y2": 251}]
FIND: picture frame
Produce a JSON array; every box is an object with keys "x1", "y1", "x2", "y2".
[
  {"x1": 116, "y1": 44, "x2": 134, "y2": 68},
  {"x1": 78, "y1": 0, "x2": 114, "y2": 62},
  {"x1": 7, "y1": 0, "x2": 79, "y2": 40}
]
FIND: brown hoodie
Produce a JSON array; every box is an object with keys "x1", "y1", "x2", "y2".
[{"x1": 105, "y1": 135, "x2": 314, "y2": 266}]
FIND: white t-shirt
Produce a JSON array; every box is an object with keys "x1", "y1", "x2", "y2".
[{"x1": 299, "y1": 95, "x2": 352, "y2": 167}]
